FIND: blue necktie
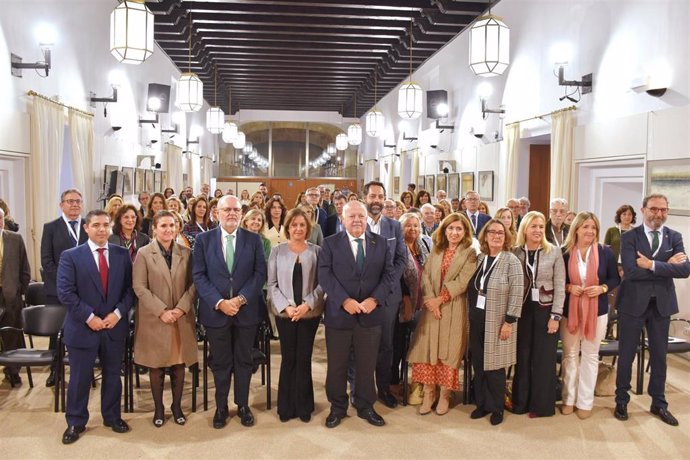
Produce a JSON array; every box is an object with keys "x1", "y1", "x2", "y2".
[
  {"x1": 471, "y1": 214, "x2": 477, "y2": 229},
  {"x1": 355, "y1": 238, "x2": 365, "y2": 270},
  {"x1": 68, "y1": 220, "x2": 79, "y2": 244}
]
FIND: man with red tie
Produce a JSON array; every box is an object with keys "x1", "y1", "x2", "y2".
[{"x1": 57, "y1": 210, "x2": 134, "y2": 444}]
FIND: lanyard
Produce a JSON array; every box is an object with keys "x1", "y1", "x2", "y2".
[
  {"x1": 467, "y1": 212, "x2": 478, "y2": 234},
  {"x1": 524, "y1": 246, "x2": 540, "y2": 287},
  {"x1": 478, "y1": 253, "x2": 501, "y2": 293},
  {"x1": 197, "y1": 222, "x2": 207, "y2": 233},
  {"x1": 65, "y1": 218, "x2": 80, "y2": 245},
  {"x1": 550, "y1": 226, "x2": 563, "y2": 248}
]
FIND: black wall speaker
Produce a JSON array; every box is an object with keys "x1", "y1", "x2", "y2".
[
  {"x1": 427, "y1": 90, "x2": 448, "y2": 119},
  {"x1": 147, "y1": 83, "x2": 171, "y2": 113}
]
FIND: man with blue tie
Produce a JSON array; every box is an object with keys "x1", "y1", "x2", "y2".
[
  {"x1": 306, "y1": 187, "x2": 328, "y2": 236},
  {"x1": 193, "y1": 195, "x2": 267, "y2": 429},
  {"x1": 319, "y1": 200, "x2": 394, "y2": 428},
  {"x1": 41, "y1": 189, "x2": 89, "y2": 387},
  {"x1": 325, "y1": 193, "x2": 346, "y2": 237},
  {"x1": 464, "y1": 190, "x2": 491, "y2": 238},
  {"x1": 614, "y1": 194, "x2": 690, "y2": 426},
  {"x1": 57, "y1": 210, "x2": 134, "y2": 444}
]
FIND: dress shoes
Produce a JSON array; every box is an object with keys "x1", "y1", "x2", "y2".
[
  {"x1": 213, "y1": 407, "x2": 229, "y2": 429},
  {"x1": 357, "y1": 407, "x2": 385, "y2": 427},
  {"x1": 650, "y1": 406, "x2": 679, "y2": 426},
  {"x1": 5, "y1": 372, "x2": 22, "y2": 386},
  {"x1": 104, "y1": 418, "x2": 130, "y2": 433},
  {"x1": 237, "y1": 406, "x2": 255, "y2": 427},
  {"x1": 576, "y1": 409, "x2": 592, "y2": 420},
  {"x1": 325, "y1": 412, "x2": 344, "y2": 429},
  {"x1": 62, "y1": 425, "x2": 85, "y2": 445},
  {"x1": 490, "y1": 411, "x2": 504, "y2": 426},
  {"x1": 560, "y1": 405, "x2": 575, "y2": 415},
  {"x1": 299, "y1": 415, "x2": 311, "y2": 423},
  {"x1": 470, "y1": 407, "x2": 489, "y2": 419},
  {"x1": 614, "y1": 403, "x2": 628, "y2": 421},
  {"x1": 378, "y1": 390, "x2": 398, "y2": 409},
  {"x1": 45, "y1": 370, "x2": 56, "y2": 388}
]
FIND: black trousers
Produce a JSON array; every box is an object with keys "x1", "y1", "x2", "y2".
[
  {"x1": 469, "y1": 306, "x2": 505, "y2": 413},
  {"x1": 205, "y1": 321, "x2": 258, "y2": 409},
  {"x1": 511, "y1": 301, "x2": 557, "y2": 416},
  {"x1": 326, "y1": 324, "x2": 381, "y2": 416},
  {"x1": 615, "y1": 299, "x2": 670, "y2": 409},
  {"x1": 275, "y1": 316, "x2": 320, "y2": 419},
  {"x1": 375, "y1": 300, "x2": 399, "y2": 393}
]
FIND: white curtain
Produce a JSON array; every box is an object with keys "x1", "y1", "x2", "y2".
[
  {"x1": 200, "y1": 156, "x2": 213, "y2": 187},
  {"x1": 504, "y1": 122, "x2": 520, "y2": 204},
  {"x1": 68, "y1": 109, "x2": 94, "y2": 209},
  {"x1": 398, "y1": 150, "x2": 406, "y2": 199},
  {"x1": 190, "y1": 154, "x2": 201, "y2": 193},
  {"x1": 411, "y1": 148, "x2": 419, "y2": 189},
  {"x1": 385, "y1": 160, "x2": 395, "y2": 199},
  {"x1": 29, "y1": 96, "x2": 66, "y2": 279},
  {"x1": 165, "y1": 143, "x2": 184, "y2": 193},
  {"x1": 550, "y1": 110, "x2": 575, "y2": 204}
]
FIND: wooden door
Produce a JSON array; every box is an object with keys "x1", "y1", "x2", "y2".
[{"x1": 528, "y1": 144, "x2": 551, "y2": 216}]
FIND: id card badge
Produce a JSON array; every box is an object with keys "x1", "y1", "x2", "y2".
[
  {"x1": 476, "y1": 294, "x2": 486, "y2": 310},
  {"x1": 531, "y1": 288, "x2": 540, "y2": 302}
]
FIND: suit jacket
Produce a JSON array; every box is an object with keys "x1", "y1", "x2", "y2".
[
  {"x1": 370, "y1": 215, "x2": 407, "y2": 309},
  {"x1": 512, "y1": 245, "x2": 566, "y2": 315},
  {"x1": 325, "y1": 214, "x2": 343, "y2": 238},
  {"x1": 545, "y1": 220, "x2": 570, "y2": 247},
  {"x1": 321, "y1": 201, "x2": 336, "y2": 216},
  {"x1": 563, "y1": 244, "x2": 620, "y2": 317},
  {"x1": 316, "y1": 207, "x2": 328, "y2": 237},
  {"x1": 619, "y1": 225, "x2": 690, "y2": 317},
  {"x1": 132, "y1": 241, "x2": 197, "y2": 368},
  {"x1": 1, "y1": 230, "x2": 31, "y2": 320},
  {"x1": 318, "y1": 230, "x2": 394, "y2": 330},
  {"x1": 192, "y1": 226, "x2": 267, "y2": 328},
  {"x1": 465, "y1": 211, "x2": 491, "y2": 237},
  {"x1": 57, "y1": 243, "x2": 134, "y2": 348},
  {"x1": 41, "y1": 217, "x2": 88, "y2": 298}
]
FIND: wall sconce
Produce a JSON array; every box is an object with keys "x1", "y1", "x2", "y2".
[
  {"x1": 555, "y1": 63, "x2": 592, "y2": 102},
  {"x1": 11, "y1": 25, "x2": 56, "y2": 78},
  {"x1": 383, "y1": 141, "x2": 397, "y2": 149},
  {"x1": 477, "y1": 82, "x2": 505, "y2": 120},
  {"x1": 435, "y1": 120, "x2": 455, "y2": 132},
  {"x1": 481, "y1": 100, "x2": 505, "y2": 120},
  {"x1": 403, "y1": 132, "x2": 418, "y2": 141},
  {"x1": 138, "y1": 112, "x2": 159, "y2": 127},
  {"x1": 161, "y1": 124, "x2": 178, "y2": 134},
  {"x1": 89, "y1": 86, "x2": 118, "y2": 117}
]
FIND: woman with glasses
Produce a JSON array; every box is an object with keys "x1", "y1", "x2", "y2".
[
  {"x1": 109, "y1": 204, "x2": 150, "y2": 263},
  {"x1": 468, "y1": 219, "x2": 523, "y2": 426}
]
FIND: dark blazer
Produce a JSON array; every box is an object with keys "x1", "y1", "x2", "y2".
[
  {"x1": 465, "y1": 211, "x2": 491, "y2": 236},
  {"x1": 1, "y1": 231, "x2": 31, "y2": 336},
  {"x1": 545, "y1": 220, "x2": 570, "y2": 247},
  {"x1": 325, "y1": 213, "x2": 343, "y2": 238},
  {"x1": 371, "y1": 216, "x2": 407, "y2": 308},
  {"x1": 318, "y1": 230, "x2": 394, "y2": 330},
  {"x1": 192, "y1": 226, "x2": 267, "y2": 328},
  {"x1": 316, "y1": 207, "x2": 327, "y2": 237},
  {"x1": 562, "y1": 244, "x2": 620, "y2": 317},
  {"x1": 41, "y1": 217, "x2": 88, "y2": 299},
  {"x1": 57, "y1": 243, "x2": 134, "y2": 348},
  {"x1": 108, "y1": 231, "x2": 150, "y2": 253},
  {"x1": 619, "y1": 225, "x2": 690, "y2": 317}
]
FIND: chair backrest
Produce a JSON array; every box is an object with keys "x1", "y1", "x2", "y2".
[
  {"x1": 22, "y1": 305, "x2": 67, "y2": 337},
  {"x1": 26, "y1": 282, "x2": 47, "y2": 306}
]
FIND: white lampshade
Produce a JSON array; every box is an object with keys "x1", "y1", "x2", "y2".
[
  {"x1": 222, "y1": 122, "x2": 238, "y2": 143},
  {"x1": 366, "y1": 110, "x2": 385, "y2": 137},
  {"x1": 397, "y1": 81, "x2": 423, "y2": 119},
  {"x1": 347, "y1": 123, "x2": 362, "y2": 145},
  {"x1": 233, "y1": 131, "x2": 246, "y2": 149},
  {"x1": 176, "y1": 73, "x2": 204, "y2": 112},
  {"x1": 206, "y1": 107, "x2": 225, "y2": 134},
  {"x1": 110, "y1": 0, "x2": 154, "y2": 64},
  {"x1": 335, "y1": 133, "x2": 349, "y2": 151},
  {"x1": 469, "y1": 14, "x2": 510, "y2": 77},
  {"x1": 243, "y1": 142, "x2": 254, "y2": 155},
  {"x1": 326, "y1": 143, "x2": 336, "y2": 155}
]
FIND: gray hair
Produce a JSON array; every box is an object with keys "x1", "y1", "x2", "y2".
[
  {"x1": 420, "y1": 203, "x2": 436, "y2": 213},
  {"x1": 399, "y1": 212, "x2": 422, "y2": 232},
  {"x1": 519, "y1": 196, "x2": 531, "y2": 206},
  {"x1": 60, "y1": 188, "x2": 82, "y2": 202},
  {"x1": 550, "y1": 197, "x2": 568, "y2": 208},
  {"x1": 343, "y1": 200, "x2": 367, "y2": 216}
]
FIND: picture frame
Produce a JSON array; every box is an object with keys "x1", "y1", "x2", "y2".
[
  {"x1": 153, "y1": 170, "x2": 163, "y2": 193},
  {"x1": 461, "y1": 172, "x2": 474, "y2": 197},
  {"x1": 425, "y1": 174, "x2": 435, "y2": 196},
  {"x1": 144, "y1": 170, "x2": 155, "y2": 194},
  {"x1": 121, "y1": 167, "x2": 134, "y2": 196},
  {"x1": 646, "y1": 159, "x2": 690, "y2": 216},
  {"x1": 448, "y1": 173, "x2": 460, "y2": 200},
  {"x1": 104, "y1": 164, "x2": 119, "y2": 193},
  {"x1": 161, "y1": 171, "x2": 168, "y2": 191},
  {"x1": 478, "y1": 170, "x2": 494, "y2": 201},
  {"x1": 135, "y1": 168, "x2": 146, "y2": 194},
  {"x1": 393, "y1": 176, "x2": 400, "y2": 196},
  {"x1": 436, "y1": 174, "x2": 447, "y2": 197},
  {"x1": 417, "y1": 175, "x2": 425, "y2": 191}
]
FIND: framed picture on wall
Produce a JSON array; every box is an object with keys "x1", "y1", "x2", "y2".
[
  {"x1": 436, "y1": 174, "x2": 447, "y2": 196},
  {"x1": 393, "y1": 177, "x2": 400, "y2": 196},
  {"x1": 478, "y1": 170, "x2": 494, "y2": 201},
  {"x1": 161, "y1": 171, "x2": 168, "y2": 190},
  {"x1": 448, "y1": 173, "x2": 460, "y2": 200},
  {"x1": 153, "y1": 170, "x2": 163, "y2": 193},
  {"x1": 417, "y1": 175, "x2": 425, "y2": 191},
  {"x1": 104, "y1": 165, "x2": 119, "y2": 194},
  {"x1": 135, "y1": 168, "x2": 146, "y2": 194},
  {"x1": 461, "y1": 172, "x2": 474, "y2": 196},
  {"x1": 646, "y1": 159, "x2": 690, "y2": 215},
  {"x1": 144, "y1": 170, "x2": 155, "y2": 194},
  {"x1": 121, "y1": 167, "x2": 134, "y2": 196},
  {"x1": 425, "y1": 175, "x2": 435, "y2": 196}
]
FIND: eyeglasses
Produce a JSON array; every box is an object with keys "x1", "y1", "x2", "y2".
[
  {"x1": 646, "y1": 207, "x2": 669, "y2": 214},
  {"x1": 383, "y1": 205, "x2": 396, "y2": 209},
  {"x1": 220, "y1": 207, "x2": 242, "y2": 214},
  {"x1": 486, "y1": 230, "x2": 505, "y2": 236},
  {"x1": 550, "y1": 209, "x2": 566, "y2": 215},
  {"x1": 63, "y1": 199, "x2": 82, "y2": 205}
]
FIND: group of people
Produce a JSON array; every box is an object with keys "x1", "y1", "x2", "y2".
[{"x1": 0, "y1": 180, "x2": 687, "y2": 445}]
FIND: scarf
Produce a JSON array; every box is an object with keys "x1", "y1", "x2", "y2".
[
  {"x1": 402, "y1": 238, "x2": 431, "y2": 310},
  {"x1": 567, "y1": 244, "x2": 599, "y2": 340}
]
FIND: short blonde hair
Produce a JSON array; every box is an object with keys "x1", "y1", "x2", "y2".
[
  {"x1": 241, "y1": 208, "x2": 266, "y2": 233},
  {"x1": 516, "y1": 211, "x2": 553, "y2": 254}
]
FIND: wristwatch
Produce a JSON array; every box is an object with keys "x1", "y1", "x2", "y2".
[
  {"x1": 600, "y1": 285, "x2": 608, "y2": 294},
  {"x1": 550, "y1": 314, "x2": 562, "y2": 321}
]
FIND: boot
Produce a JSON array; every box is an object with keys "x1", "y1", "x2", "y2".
[
  {"x1": 436, "y1": 387, "x2": 452, "y2": 415},
  {"x1": 419, "y1": 385, "x2": 436, "y2": 415}
]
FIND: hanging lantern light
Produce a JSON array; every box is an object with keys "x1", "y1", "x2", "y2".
[
  {"x1": 327, "y1": 143, "x2": 336, "y2": 155},
  {"x1": 348, "y1": 123, "x2": 362, "y2": 146},
  {"x1": 175, "y1": 13, "x2": 203, "y2": 112},
  {"x1": 243, "y1": 142, "x2": 254, "y2": 155},
  {"x1": 398, "y1": 18, "x2": 423, "y2": 119},
  {"x1": 222, "y1": 122, "x2": 238, "y2": 143},
  {"x1": 335, "y1": 133, "x2": 349, "y2": 151},
  {"x1": 110, "y1": 0, "x2": 154, "y2": 64},
  {"x1": 206, "y1": 66, "x2": 224, "y2": 133},
  {"x1": 233, "y1": 131, "x2": 246, "y2": 149},
  {"x1": 469, "y1": 13, "x2": 510, "y2": 77},
  {"x1": 366, "y1": 68, "x2": 385, "y2": 137}
]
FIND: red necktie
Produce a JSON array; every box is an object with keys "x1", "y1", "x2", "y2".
[{"x1": 97, "y1": 248, "x2": 108, "y2": 296}]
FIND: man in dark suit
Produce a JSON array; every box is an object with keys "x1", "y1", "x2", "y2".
[
  {"x1": 0, "y1": 208, "x2": 31, "y2": 385},
  {"x1": 464, "y1": 190, "x2": 491, "y2": 237},
  {"x1": 324, "y1": 193, "x2": 346, "y2": 237},
  {"x1": 545, "y1": 198, "x2": 570, "y2": 248},
  {"x1": 614, "y1": 194, "x2": 690, "y2": 426},
  {"x1": 320, "y1": 186, "x2": 336, "y2": 216},
  {"x1": 57, "y1": 210, "x2": 134, "y2": 444},
  {"x1": 319, "y1": 200, "x2": 394, "y2": 428},
  {"x1": 362, "y1": 181, "x2": 406, "y2": 408},
  {"x1": 306, "y1": 187, "x2": 327, "y2": 235},
  {"x1": 137, "y1": 191, "x2": 150, "y2": 217},
  {"x1": 193, "y1": 195, "x2": 267, "y2": 429},
  {"x1": 41, "y1": 188, "x2": 88, "y2": 387}
]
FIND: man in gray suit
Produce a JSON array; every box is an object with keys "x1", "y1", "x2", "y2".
[
  {"x1": 0, "y1": 208, "x2": 31, "y2": 385},
  {"x1": 614, "y1": 194, "x2": 690, "y2": 426}
]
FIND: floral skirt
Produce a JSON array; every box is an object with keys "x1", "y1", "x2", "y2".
[{"x1": 412, "y1": 361, "x2": 459, "y2": 390}]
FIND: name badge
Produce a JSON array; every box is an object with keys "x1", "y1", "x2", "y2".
[
  {"x1": 531, "y1": 288, "x2": 540, "y2": 302},
  {"x1": 476, "y1": 294, "x2": 486, "y2": 310}
]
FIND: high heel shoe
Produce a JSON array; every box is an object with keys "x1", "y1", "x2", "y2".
[
  {"x1": 153, "y1": 410, "x2": 165, "y2": 428},
  {"x1": 171, "y1": 406, "x2": 186, "y2": 425}
]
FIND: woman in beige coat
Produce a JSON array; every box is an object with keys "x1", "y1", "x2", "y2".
[
  {"x1": 407, "y1": 213, "x2": 477, "y2": 416},
  {"x1": 468, "y1": 219, "x2": 524, "y2": 426},
  {"x1": 133, "y1": 210, "x2": 197, "y2": 428}
]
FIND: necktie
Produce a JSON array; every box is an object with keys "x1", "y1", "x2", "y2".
[
  {"x1": 225, "y1": 234, "x2": 235, "y2": 273},
  {"x1": 471, "y1": 214, "x2": 477, "y2": 229},
  {"x1": 69, "y1": 220, "x2": 79, "y2": 243},
  {"x1": 651, "y1": 230, "x2": 660, "y2": 254},
  {"x1": 355, "y1": 238, "x2": 365, "y2": 270},
  {"x1": 97, "y1": 248, "x2": 108, "y2": 296}
]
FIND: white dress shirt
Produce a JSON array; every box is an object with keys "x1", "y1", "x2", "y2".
[
  {"x1": 642, "y1": 223, "x2": 664, "y2": 272},
  {"x1": 367, "y1": 215, "x2": 381, "y2": 235},
  {"x1": 346, "y1": 231, "x2": 366, "y2": 261},
  {"x1": 85, "y1": 239, "x2": 121, "y2": 323}
]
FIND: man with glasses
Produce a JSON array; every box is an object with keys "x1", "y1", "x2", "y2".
[
  {"x1": 305, "y1": 187, "x2": 327, "y2": 235},
  {"x1": 545, "y1": 198, "x2": 569, "y2": 248},
  {"x1": 614, "y1": 194, "x2": 690, "y2": 426},
  {"x1": 193, "y1": 195, "x2": 267, "y2": 429},
  {"x1": 464, "y1": 191, "x2": 491, "y2": 237},
  {"x1": 137, "y1": 191, "x2": 150, "y2": 217},
  {"x1": 41, "y1": 188, "x2": 89, "y2": 387}
]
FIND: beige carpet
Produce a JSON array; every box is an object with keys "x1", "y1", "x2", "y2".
[{"x1": 2, "y1": 327, "x2": 689, "y2": 459}]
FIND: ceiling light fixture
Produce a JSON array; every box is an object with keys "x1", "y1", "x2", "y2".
[
  {"x1": 110, "y1": 0, "x2": 154, "y2": 64},
  {"x1": 469, "y1": 12, "x2": 510, "y2": 77},
  {"x1": 347, "y1": 95, "x2": 362, "y2": 146},
  {"x1": 398, "y1": 18, "x2": 423, "y2": 119},
  {"x1": 175, "y1": 13, "x2": 203, "y2": 112},
  {"x1": 366, "y1": 69, "x2": 385, "y2": 137},
  {"x1": 206, "y1": 65, "x2": 224, "y2": 134}
]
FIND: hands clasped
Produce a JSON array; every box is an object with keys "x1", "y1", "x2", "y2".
[
  {"x1": 160, "y1": 308, "x2": 184, "y2": 324},
  {"x1": 285, "y1": 303, "x2": 309, "y2": 322},
  {"x1": 87, "y1": 312, "x2": 120, "y2": 331},
  {"x1": 218, "y1": 296, "x2": 244, "y2": 317},
  {"x1": 343, "y1": 298, "x2": 377, "y2": 315},
  {"x1": 423, "y1": 297, "x2": 443, "y2": 320}
]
